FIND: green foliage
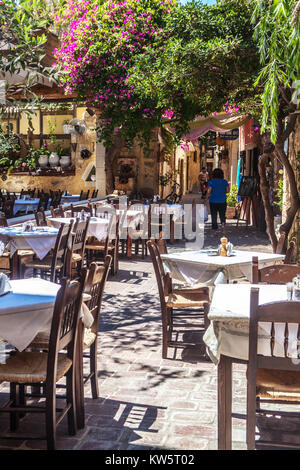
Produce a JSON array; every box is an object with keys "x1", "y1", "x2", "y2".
[
  {"x1": 226, "y1": 184, "x2": 239, "y2": 207},
  {"x1": 0, "y1": 125, "x2": 20, "y2": 167},
  {"x1": 251, "y1": 0, "x2": 300, "y2": 143},
  {"x1": 274, "y1": 178, "x2": 284, "y2": 212}
]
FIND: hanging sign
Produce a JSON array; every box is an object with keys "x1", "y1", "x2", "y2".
[{"x1": 218, "y1": 128, "x2": 239, "y2": 140}]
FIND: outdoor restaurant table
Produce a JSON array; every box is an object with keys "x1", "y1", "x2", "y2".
[
  {"x1": 203, "y1": 283, "x2": 296, "y2": 449},
  {"x1": 13, "y1": 197, "x2": 40, "y2": 215},
  {"x1": 0, "y1": 277, "x2": 93, "y2": 429},
  {"x1": 161, "y1": 249, "x2": 285, "y2": 286},
  {"x1": 0, "y1": 226, "x2": 59, "y2": 279},
  {"x1": 60, "y1": 194, "x2": 80, "y2": 204},
  {"x1": 49, "y1": 216, "x2": 110, "y2": 241}
]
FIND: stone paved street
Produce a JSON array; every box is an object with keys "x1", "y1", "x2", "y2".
[{"x1": 0, "y1": 222, "x2": 298, "y2": 450}]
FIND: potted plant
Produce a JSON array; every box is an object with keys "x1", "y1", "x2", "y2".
[
  {"x1": 226, "y1": 184, "x2": 239, "y2": 219},
  {"x1": 56, "y1": 145, "x2": 71, "y2": 168},
  {"x1": 0, "y1": 126, "x2": 21, "y2": 175},
  {"x1": 38, "y1": 143, "x2": 51, "y2": 168}
]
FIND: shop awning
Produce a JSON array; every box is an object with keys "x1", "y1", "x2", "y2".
[{"x1": 169, "y1": 112, "x2": 251, "y2": 142}]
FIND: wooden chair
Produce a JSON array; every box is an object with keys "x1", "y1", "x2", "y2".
[
  {"x1": 1, "y1": 199, "x2": 14, "y2": 219},
  {"x1": 38, "y1": 193, "x2": 50, "y2": 211},
  {"x1": 34, "y1": 208, "x2": 47, "y2": 227},
  {"x1": 0, "y1": 211, "x2": 8, "y2": 227},
  {"x1": 50, "y1": 205, "x2": 65, "y2": 218},
  {"x1": 70, "y1": 204, "x2": 93, "y2": 217},
  {"x1": 147, "y1": 238, "x2": 210, "y2": 359},
  {"x1": 121, "y1": 203, "x2": 148, "y2": 258},
  {"x1": 21, "y1": 222, "x2": 74, "y2": 282},
  {"x1": 252, "y1": 256, "x2": 300, "y2": 284},
  {"x1": 85, "y1": 214, "x2": 119, "y2": 275},
  {"x1": 82, "y1": 256, "x2": 112, "y2": 398},
  {"x1": 0, "y1": 212, "x2": 10, "y2": 275},
  {"x1": 0, "y1": 274, "x2": 87, "y2": 450},
  {"x1": 70, "y1": 218, "x2": 90, "y2": 278},
  {"x1": 247, "y1": 287, "x2": 300, "y2": 449}
]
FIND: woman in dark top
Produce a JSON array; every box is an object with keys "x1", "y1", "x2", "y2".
[{"x1": 205, "y1": 168, "x2": 229, "y2": 231}]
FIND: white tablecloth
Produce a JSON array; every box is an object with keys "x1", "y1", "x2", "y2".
[
  {"x1": 50, "y1": 217, "x2": 109, "y2": 241},
  {"x1": 0, "y1": 226, "x2": 59, "y2": 260},
  {"x1": 203, "y1": 284, "x2": 299, "y2": 364},
  {"x1": 0, "y1": 278, "x2": 93, "y2": 353},
  {"x1": 13, "y1": 198, "x2": 40, "y2": 215},
  {"x1": 161, "y1": 250, "x2": 285, "y2": 286}
]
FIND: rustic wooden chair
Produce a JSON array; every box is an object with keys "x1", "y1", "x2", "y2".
[
  {"x1": 247, "y1": 287, "x2": 300, "y2": 449},
  {"x1": 38, "y1": 193, "x2": 50, "y2": 211},
  {"x1": 50, "y1": 205, "x2": 65, "y2": 218},
  {"x1": 1, "y1": 199, "x2": 14, "y2": 219},
  {"x1": 0, "y1": 274, "x2": 87, "y2": 450},
  {"x1": 0, "y1": 212, "x2": 11, "y2": 275},
  {"x1": 21, "y1": 222, "x2": 74, "y2": 282},
  {"x1": 70, "y1": 218, "x2": 90, "y2": 278},
  {"x1": 82, "y1": 256, "x2": 112, "y2": 398},
  {"x1": 252, "y1": 256, "x2": 300, "y2": 284},
  {"x1": 120, "y1": 202, "x2": 147, "y2": 258},
  {"x1": 70, "y1": 204, "x2": 93, "y2": 217},
  {"x1": 147, "y1": 238, "x2": 210, "y2": 359},
  {"x1": 85, "y1": 214, "x2": 120, "y2": 275},
  {"x1": 34, "y1": 208, "x2": 47, "y2": 227}
]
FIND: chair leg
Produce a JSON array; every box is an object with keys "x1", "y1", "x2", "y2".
[
  {"x1": 45, "y1": 382, "x2": 57, "y2": 450},
  {"x1": 90, "y1": 342, "x2": 99, "y2": 399},
  {"x1": 66, "y1": 367, "x2": 77, "y2": 436},
  {"x1": 9, "y1": 383, "x2": 20, "y2": 432},
  {"x1": 246, "y1": 382, "x2": 257, "y2": 450}
]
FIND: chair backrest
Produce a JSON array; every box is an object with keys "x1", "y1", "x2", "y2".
[
  {"x1": 252, "y1": 256, "x2": 300, "y2": 284},
  {"x1": 284, "y1": 237, "x2": 297, "y2": 264},
  {"x1": 84, "y1": 256, "x2": 112, "y2": 334},
  {"x1": 157, "y1": 232, "x2": 168, "y2": 254},
  {"x1": 147, "y1": 238, "x2": 171, "y2": 310},
  {"x1": 248, "y1": 287, "x2": 300, "y2": 375},
  {"x1": 91, "y1": 189, "x2": 98, "y2": 199},
  {"x1": 50, "y1": 205, "x2": 65, "y2": 218},
  {"x1": 0, "y1": 212, "x2": 8, "y2": 227},
  {"x1": 70, "y1": 204, "x2": 93, "y2": 217},
  {"x1": 2, "y1": 199, "x2": 14, "y2": 218},
  {"x1": 72, "y1": 218, "x2": 90, "y2": 257},
  {"x1": 49, "y1": 222, "x2": 74, "y2": 281},
  {"x1": 47, "y1": 273, "x2": 87, "y2": 380},
  {"x1": 34, "y1": 208, "x2": 47, "y2": 227},
  {"x1": 38, "y1": 193, "x2": 49, "y2": 210}
]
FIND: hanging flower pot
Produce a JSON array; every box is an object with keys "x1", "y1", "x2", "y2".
[
  {"x1": 38, "y1": 155, "x2": 48, "y2": 168},
  {"x1": 49, "y1": 152, "x2": 59, "y2": 167}
]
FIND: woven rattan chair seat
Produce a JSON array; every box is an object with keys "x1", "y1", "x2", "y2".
[
  {"x1": 0, "y1": 351, "x2": 72, "y2": 384},
  {"x1": 256, "y1": 368, "x2": 300, "y2": 402}
]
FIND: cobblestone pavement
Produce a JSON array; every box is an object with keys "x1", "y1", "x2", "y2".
[{"x1": 0, "y1": 222, "x2": 297, "y2": 450}]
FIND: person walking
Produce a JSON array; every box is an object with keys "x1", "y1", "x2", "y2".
[{"x1": 205, "y1": 168, "x2": 229, "y2": 232}]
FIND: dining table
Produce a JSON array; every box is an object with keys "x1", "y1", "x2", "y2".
[
  {"x1": 203, "y1": 283, "x2": 298, "y2": 450},
  {"x1": 0, "y1": 277, "x2": 93, "y2": 429},
  {"x1": 13, "y1": 198, "x2": 40, "y2": 216},
  {"x1": 60, "y1": 194, "x2": 81, "y2": 205},
  {"x1": 0, "y1": 226, "x2": 59, "y2": 279},
  {"x1": 49, "y1": 216, "x2": 110, "y2": 241},
  {"x1": 161, "y1": 249, "x2": 285, "y2": 286}
]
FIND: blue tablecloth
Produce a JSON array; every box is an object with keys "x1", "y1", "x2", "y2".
[{"x1": 13, "y1": 198, "x2": 40, "y2": 215}]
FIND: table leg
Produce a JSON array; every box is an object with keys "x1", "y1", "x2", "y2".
[
  {"x1": 218, "y1": 355, "x2": 232, "y2": 450},
  {"x1": 11, "y1": 252, "x2": 19, "y2": 280},
  {"x1": 170, "y1": 216, "x2": 174, "y2": 245},
  {"x1": 75, "y1": 321, "x2": 85, "y2": 429},
  {"x1": 127, "y1": 234, "x2": 132, "y2": 259}
]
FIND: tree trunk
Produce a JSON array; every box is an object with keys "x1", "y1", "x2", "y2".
[
  {"x1": 258, "y1": 151, "x2": 278, "y2": 252},
  {"x1": 104, "y1": 132, "x2": 125, "y2": 194}
]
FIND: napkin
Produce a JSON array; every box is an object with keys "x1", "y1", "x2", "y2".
[{"x1": 0, "y1": 273, "x2": 11, "y2": 296}]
